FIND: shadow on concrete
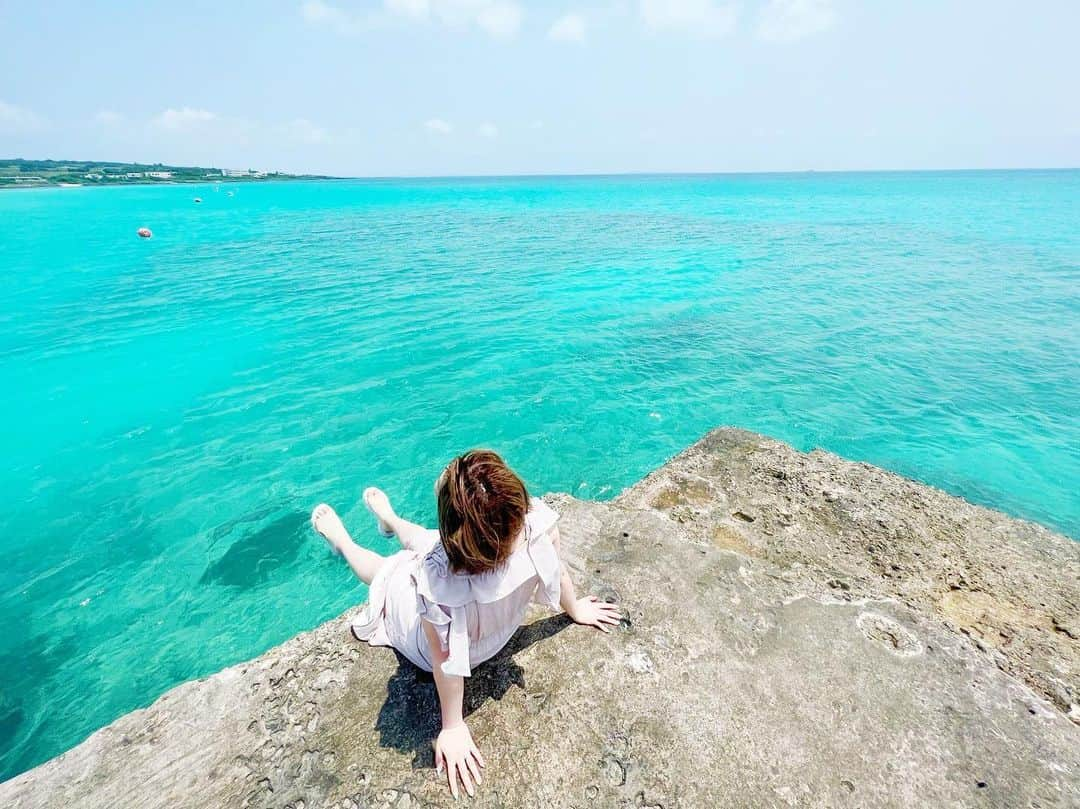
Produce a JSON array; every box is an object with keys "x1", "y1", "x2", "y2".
[{"x1": 374, "y1": 613, "x2": 573, "y2": 768}]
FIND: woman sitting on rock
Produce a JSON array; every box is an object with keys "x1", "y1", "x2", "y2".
[{"x1": 311, "y1": 450, "x2": 622, "y2": 798}]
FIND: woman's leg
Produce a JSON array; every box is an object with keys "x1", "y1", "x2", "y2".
[
  {"x1": 363, "y1": 487, "x2": 436, "y2": 552},
  {"x1": 311, "y1": 504, "x2": 386, "y2": 585}
]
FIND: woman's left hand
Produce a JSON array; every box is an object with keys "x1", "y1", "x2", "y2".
[{"x1": 568, "y1": 595, "x2": 622, "y2": 632}]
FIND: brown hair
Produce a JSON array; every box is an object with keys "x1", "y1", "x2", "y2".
[{"x1": 437, "y1": 449, "x2": 529, "y2": 575}]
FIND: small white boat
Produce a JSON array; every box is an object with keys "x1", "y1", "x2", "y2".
[{"x1": 137, "y1": 227, "x2": 153, "y2": 239}]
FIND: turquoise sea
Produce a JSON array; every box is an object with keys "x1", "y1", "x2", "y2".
[{"x1": 1, "y1": 171, "x2": 1078, "y2": 779}]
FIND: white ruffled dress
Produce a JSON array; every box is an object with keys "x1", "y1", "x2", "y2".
[{"x1": 350, "y1": 497, "x2": 562, "y2": 676}]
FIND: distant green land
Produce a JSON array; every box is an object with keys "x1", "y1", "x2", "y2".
[{"x1": 0, "y1": 159, "x2": 336, "y2": 188}]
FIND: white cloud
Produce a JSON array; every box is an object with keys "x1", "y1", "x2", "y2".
[
  {"x1": 147, "y1": 109, "x2": 257, "y2": 153},
  {"x1": 301, "y1": 0, "x2": 372, "y2": 33},
  {"x1": 477, "y1": 122, "x2": 499, "y2": 138},
  {"x1": 548, "y1": 12, "x2": 586, "y2": 43},
  {"x1": 94, "y1": 110, "x2": 124, "y2": 127},
  {"x1": 757, "y1": 0, "x2": 835, "y2": 42},
  {"x1": 152, "y1": 107, "x2": 216, "y2": 130},
  {"x1": 146, "y1": 110, "x2": 333, "y2": 149},
  {"x1": 0, "y1": 100, "x2": 46, "y2": 133},
  {"x1": 385, "y1": 0, "x2": 429, "y2": 19},
  {"x1": 639, "y1": 0, "x2": 736, "y2": 38},
  {"x1": 303, "y1": 0, "x2": 523, "y2": 39},
  {"x1": 424, "y1": 118, "x2": 453, "y2": 134},
  {"x1": 284, "y1": 118, "x2": 331, "y2": 144},
  {"x1": 476, "y1": 2, "x2": 522, "y2": 38},
  {"x1": 302, "y1": 0, "x2": 347, "y2": 25},
  {"x1": 383, "y1": 0, "x2": 522, "y2": 38}
]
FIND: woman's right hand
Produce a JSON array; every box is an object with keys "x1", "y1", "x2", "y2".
[{"x1": 434, "y1": 722, "x2": 485, "y2": 798}]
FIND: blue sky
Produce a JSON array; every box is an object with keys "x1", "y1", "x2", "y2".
[{"x1": 1, "y1": 0, "x2": 1077, "y2": 176}]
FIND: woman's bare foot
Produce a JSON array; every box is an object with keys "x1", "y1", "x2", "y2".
[
  {"x1": 311, "y1": 504, "x2": 351, "y2": 556},
  {"x1": 363, "y1": 487, "x2": 397, "y2": 538}
]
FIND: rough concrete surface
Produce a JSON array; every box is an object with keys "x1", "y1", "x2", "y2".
[{"x1": 2, "y1": 429, "x2": 1077, "y2": 808}]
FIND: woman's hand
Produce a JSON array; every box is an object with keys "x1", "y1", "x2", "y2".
[
  {"x1": 567, "y1": 595, "x2": 623, "y2": 632},
  {"x1": 434, "y1": 722, "x2": 485, "y2": 798}
]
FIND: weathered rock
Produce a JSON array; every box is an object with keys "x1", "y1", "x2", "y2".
[
  {"x1": 2, "y1": 428, "x2": 1077, "y2": 808},
  {"x1": 618, "y1": 428, "x2": 1080, "y2": 719}
]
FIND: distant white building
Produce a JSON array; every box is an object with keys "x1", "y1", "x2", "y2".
[
  {"x1": 145, "y1": 171, "x2": 173, "y2": 179},
  {"x1": 126, "y1": 172, "x2": 144, "y2": 178},
  {"x1": 85, "y1": 173, "x2": 104, "y2": 180},
  {"x1": 213, "y1": 168, "x2": 280, "y2": 178}
]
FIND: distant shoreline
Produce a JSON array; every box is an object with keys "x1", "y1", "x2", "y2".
[
  {"x1": 0, "y1": 158, "x2": 336, "y2": 190},
  {"x1": 0, "y1": 176, "x2": 339, "y2": 191}
]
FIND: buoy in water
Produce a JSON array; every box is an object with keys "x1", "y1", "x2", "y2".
[
  {"x1": 137, "y1": 227, "x2": 153, "y2": 239},
  {"x1": 194, "y1": 197, "x2": 203, "y2": 203}
]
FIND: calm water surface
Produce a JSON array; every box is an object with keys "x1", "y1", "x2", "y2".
[{"x1": 1, "y1": 171, "x2": 1078, "y2": 778}]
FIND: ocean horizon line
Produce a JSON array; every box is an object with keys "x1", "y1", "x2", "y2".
[{"x1": 326, "y1": 165, "x2": 1080, "y2": 182}]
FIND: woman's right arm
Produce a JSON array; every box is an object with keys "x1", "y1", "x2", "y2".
[{"x1": 422, "y1": 619, "x2": 484, "y2": 798}]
